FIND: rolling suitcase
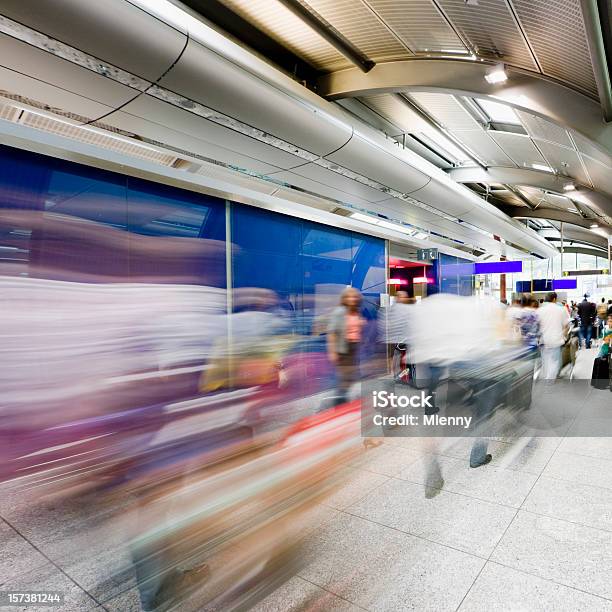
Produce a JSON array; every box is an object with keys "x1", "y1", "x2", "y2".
[{"x1": 591, "y1": 354, "x2": 610, "y2": 390}]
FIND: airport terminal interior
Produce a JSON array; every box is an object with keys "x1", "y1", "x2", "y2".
[{"x1": 1, "y1": 0, "x2": 612, "y2": 610}]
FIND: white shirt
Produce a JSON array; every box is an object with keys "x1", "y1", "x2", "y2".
[
  {"x1": 537, "y1": 302, "x2": 569, "y2": 347},
  {"x1": 408, "y1": 294, "x2": 504, "y2": 365}
]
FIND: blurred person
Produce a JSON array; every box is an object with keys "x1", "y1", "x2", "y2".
[
  {"x1": 562, "y1": 300, "x2": 571, "y2": 317},
  {"x1": 608, "y1": 299, "x2": 612, "y2": 318},
  {"x1": 506, "y1": 296, "x2": 523, "y2": 341},
  {"x1": 597, "y1": 298, "x2": 608, "y2": 339},
  {"x1": 537, "y1": 292, "x2": 569, "y2": 380},
  {"x1": 519, "y1": 294, "x2": 540, "y2": 353},
  {"x1": 598, "y1": 313, "x2": 612, "y2": 357},
  {"x1": 577, "y1": 293, "x2": 597, "y2": 349},
  {"x1": 409, "y1": 294, "x2": 508, "y2": 467},
  {"x1": 327, "y1": 287, "x2": 365, "y2": 402}
]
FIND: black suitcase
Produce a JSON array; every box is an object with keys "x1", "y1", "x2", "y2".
[{"x1": 591, "y1": 355, "x2": 610, "y2": 390}]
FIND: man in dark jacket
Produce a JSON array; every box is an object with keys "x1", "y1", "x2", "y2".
[{"x1": 577, "y1": 294, "x2": 597, "y2": 349}]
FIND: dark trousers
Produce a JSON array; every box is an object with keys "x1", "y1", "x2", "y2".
[
  {"x1": 579, "y1": 324, "x2": 593, "y2": 349},
  {"x1": 336, "y1": 342, "x2": 360, "y2": 401}
]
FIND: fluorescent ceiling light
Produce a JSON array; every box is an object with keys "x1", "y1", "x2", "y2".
[
  {"x1": 484, "y1": 65, "x2": 508, "y2": 84},
  {"x1": 351, "y1": 213, "x2": 419, "y2": 236},
  {"x1": 531, "y1": 163, "x2": 553, "y2": 173},
  {"x1": 377, "y1": 219, "x2": 416, "y2": 235},
  {"x1": 351, "y1": 212, "x2": 376, "y2": 224},
  {"x1": 413, "y1": 232, "x2": 428, "y2": 240},
  {"x1": 417, "y1": 131, "x2": 471, "y2": 163},
  {"x1": 476, "y1": 99, "x2": 520, "y2": 124}
]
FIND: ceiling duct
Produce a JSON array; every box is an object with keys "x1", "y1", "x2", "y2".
[{"x1": 0, "y1": 0, "x2": 556, "y2": 258}]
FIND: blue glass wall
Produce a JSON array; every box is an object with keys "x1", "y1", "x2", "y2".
[
  {"x1": 438, "y1": 253, "x2": 475, "y2": 295},
  {"x1": 0, "y1": 145, "x2": 226, "y2": 285},
  {"x1": 230, "y1": 205, "x2": 386, "y2": 388},
  {"x1": 0, "y1": 144, "x2": 386, "y2": 393}
]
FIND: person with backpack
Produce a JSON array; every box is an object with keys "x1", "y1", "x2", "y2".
[{"x1": 577, "y1": 294, "x2": 597, "y2": 349}]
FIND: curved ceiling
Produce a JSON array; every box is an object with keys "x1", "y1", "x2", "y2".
[
  {"x1": 200, "y1": 0, "x2": 612, "y2": 258},
  {"x1": 0, "y1": 0, "x2": 608, "y2": 261}
]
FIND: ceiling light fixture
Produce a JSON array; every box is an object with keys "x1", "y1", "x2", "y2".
[
  {"x1": 485, "y1": 64, "x2": 508, "y2": 85},
  {"x1": 590, "y1": 223, "x2": 599, "y2": 229},
  {"x1": 532, "y1": 163, "x2": 553, "y2": 173},
  {"x1": 563, "y1": 183, "x2": 576, "y2": 192},
  {"x1": 351, "y1": 213, "x2": 421, "y2": 237}
]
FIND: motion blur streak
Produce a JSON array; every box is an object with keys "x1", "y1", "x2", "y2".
[{"x1": 0, "y1": 193, "x2": 370, "y2": 610}]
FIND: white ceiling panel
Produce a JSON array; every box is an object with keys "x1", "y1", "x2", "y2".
[
  {"x1": 488, "y1": 132, "x2": 547, "y2": 168},
  {"x1": 512, "y1": 0, "x2": 598, "y2": 97},
  {"x1": 408, "y1": 92, "x2": 481, "y2": 130},
  {"x1": 581, "y1": 156, "x2": 612, "y2": 198},
  {"x1": 535, "y1": 140, "x2": 591, "y2": 186},
  {"x1": 365, "y1": 0, "x2": 466, "y2": 54},
  {"x1": 359, "y1": 94, "x2": 432, "y2": 133},
  {"x1": 451, "y1": 130, "x2": 515, "y2": 166},
  {"x1": 571, "y1": 131, "x2": 612, "y2": 167},
  {"x1": 515, "y1": 110, "x2": 573, "y2": 148},
  {"x1": 437, "y1": 0, "x2": 538, "y2": 70},
  {"x1": 299, "y1": 0, "x2": 410, "y2": 60}
]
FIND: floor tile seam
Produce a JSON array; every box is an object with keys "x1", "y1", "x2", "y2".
[
  {"x1": 480, "y1": 425, "x2": 572, "y2": 597},
  {"x1": 516, "y1": 506, "x2": 612, "y2": 536},
  {"x1": 483, "y1": 558, "x2": 612, "y2": 604},
  {"x1": 530, "y1": 470, "x2": 612, "y2": 493},
  {"x1": 383, "y1": 473, "x2": 526, "y2": 511},
  {"x1": 452, "y1": 497, "x2": 522, "y2": 611},
  {"x1": 294, "y1": 574, "x2": 371, "y2": 611},
  {"x1": 0, "y1": 514, "x2": 102, "y2": 607},
  {"x1": 335, "y1": 506, "x2": 492, "y2": 562},
  {"x1": 376, "y1": 444, "x2": 553, "y2": 475},
  {"x1": 320, "y1": 473, "x2": 393, "y2": 512}
]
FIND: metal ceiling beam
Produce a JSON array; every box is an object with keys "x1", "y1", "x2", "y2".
[
  {"x1": 180, "y1": 0, "x2": 322, "y2": 86},
  {"x1": 558, "y1": 245, "x2": 607, "y2": 256},
  {"x1": 448, "y1": 166, "x2": 612, "y2": 218},
  {"x1": 395, "y1": 94, "x2": 487, "y2": 168},
  {"x1": 581, "y1": 0, "x2": 612, "y2": 122},
  {"x1": 318, "y1": 59, "x2": 612, "y2": 154},
  {"x1": 275, "y1": 0, "x2": 375, "y2": 73},
  {"x1": 498, "y1": 205, "x2": 603, "y2": 229}
]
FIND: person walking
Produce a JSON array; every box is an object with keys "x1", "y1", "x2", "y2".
[
  {"x1": 537, "y1": 291, "x2": 569, "y2": 380},
  {"x1": 577, "y1": 294, "x2": 597, "y2": 349},
  {"x1": 597, "y1": 298, "x2": 608, "y2": 340},
  {"x1": 327, "y1": 287, "x2": 365, "y2": 402}
]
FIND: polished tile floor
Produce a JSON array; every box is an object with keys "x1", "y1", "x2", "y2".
[{"x1": 2, "y1": 353, "x2": 611, "y2": 611}]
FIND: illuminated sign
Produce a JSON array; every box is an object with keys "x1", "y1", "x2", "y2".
[
  {"x1": 552, "y1": 279, "x2": 578, "y2": 290},
  {"x1": 473, "y1": 261, "x2": 522, "y2": 274}
]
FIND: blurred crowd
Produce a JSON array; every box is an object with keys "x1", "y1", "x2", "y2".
[{"x1": 2, "y1": 211, "x2": 611, "y2": 610}]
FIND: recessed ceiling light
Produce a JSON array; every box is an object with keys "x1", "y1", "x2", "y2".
[
  {"x1": 485, "y1": 64, "x2": 508, "y2": 84},
  {"x1": 590, "y1": 223, "x2": 599, "y2": 229},
  {"x1": 413, "y1": 232, "x2": 428, "y2": 240},
  {"x1": 563, "y1": 183, "x2": 576, "y2": 191}
]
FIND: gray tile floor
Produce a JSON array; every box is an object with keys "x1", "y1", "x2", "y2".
[{"x1": 2, "y1": 356, "x2": 612, "y2": 611}]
